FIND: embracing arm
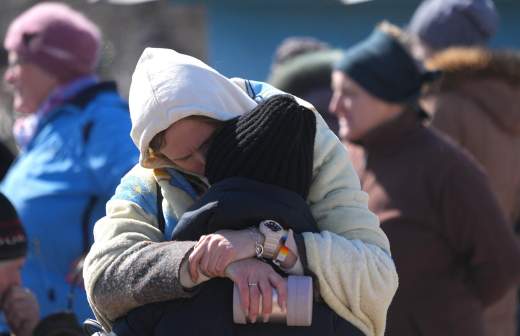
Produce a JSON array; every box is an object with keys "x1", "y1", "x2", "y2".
[
  {"x1": 302, "y1": 112, "x2": 398, "y2": 336},
  {"x1": 83, "y1": 169, "x2": 198, "y2": 330},
  {"x1": 230, "y1": 78, "x2": 398, "y2": 335}
]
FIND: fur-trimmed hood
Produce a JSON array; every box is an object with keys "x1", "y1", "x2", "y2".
[{"x1": 426, "y1": 48, "x2": 520, "y2": 134}]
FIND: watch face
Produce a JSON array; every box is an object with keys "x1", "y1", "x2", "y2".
[{"x1": 264, "y1": 220, "x2": 282, "y2": 232}]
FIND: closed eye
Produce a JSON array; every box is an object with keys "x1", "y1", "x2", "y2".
[
  {"x1": 172, "y1": 136, "x2": 212, "y2": 162},
  {"x1": 174, "y1": 154, "x2": 192, "y2": 162}
]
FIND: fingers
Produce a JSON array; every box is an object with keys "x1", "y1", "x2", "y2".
[
  {"x1": 215, "y1": 242, "x2": 233, "y2": 276},
  {"x1": 189, "y1": 235, "x2": 208, "y2": 281},
  {"x1": 206, "y1": 251, "x2": 222, "y2": 277},
  {"x1": 3, "y1": 287, "x2": 39, "y2": 336},
  {"x1": 269, "y1": 273, "x2": 287, "y2": 311},
  {"x1": 199, "y1": 248, "x2": 211, "y2": 277},
  {"x1": 247, "y1": 281, "x2": 260, "y2": 323},
  {"x1": 190, "y1": 230, "x2": 255, "y2": 280},
  {"x1": 235, "y1": 278, "x2": 250, "y2": 314},
  {"x1": 3, "y1": 287, "x2": 37, "y2": 312},
  {"x1": 203, "y1": 238, "x2": 225, "y2": 277},
  {"x1": 3, "y1": 286, "x2": 25, "y2": 303},
  {"x1": 191, "y1": 234, "x2": 238, "y2": 279},
  {"x1": 258, "y1": 278, "x2": 273, "y2": 323},
  {"x1": 200, "y1": 238, "x2": 222, "y2": 277},
  {"x1": 227, "y1": 259, "x2": 286, "y2": 324},
  {"x1": 6, "y1": 304, "x2": 30, "y2": 329}
]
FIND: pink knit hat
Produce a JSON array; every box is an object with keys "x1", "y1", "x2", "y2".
[{"x1": 4, "y1": 2, "x2": 101, "y2": 83}]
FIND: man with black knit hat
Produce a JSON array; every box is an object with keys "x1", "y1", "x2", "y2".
[{"x1": 0, "y1": 193, "x2": 39, "y2": 336}]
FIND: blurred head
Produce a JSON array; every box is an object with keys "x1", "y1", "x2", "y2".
[
  {"x1": 330, "y1": 72, "x2": 402, "y2": 141},
  {"x1": 0, "y1": 193, "x2": 27, "y2": 303},
  {"x1": 268, "y1": 49, "x2": 342, "y2": 135},
  {"x1": 408, "y1": 0, "x2": 499, "y2": 59},
  {"x1": 330, "y1": 22, "x2": 434, "y2": 141},
  {"x1": 3, "y1": 2, "x2": 101, "y2": 112},
  {"x1": 4, "y1": 51, "x2": 59, "y2": 114},
  {"x1": 268, "y1": 37, "x2": 340, "y2": 134},
  {"x1": 149, "y1": 116, "x2": 221, "y2": 176},
  {"x1": 271, "y1": 36, "x2": 330, "y2": 71}
]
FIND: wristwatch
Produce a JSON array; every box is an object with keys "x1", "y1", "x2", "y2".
[{"x1": 259, "y1": 219, "x2": 286, "y2": 259}]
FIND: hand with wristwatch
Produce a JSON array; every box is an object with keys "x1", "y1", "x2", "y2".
[
  {"x1": 232, "y1": 220, "x2": 313, "y2": 326},
  {"x1": 182, "y1": 220, "x2": 313, "y2": 326}
]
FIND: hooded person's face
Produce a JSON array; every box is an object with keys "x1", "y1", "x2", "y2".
[{"x1": 159, "y1": 117, "x2": 218, "y2": 176}]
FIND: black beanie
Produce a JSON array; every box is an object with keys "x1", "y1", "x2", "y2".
[
  {"x1": 0, "y1": 193, "x2": 27, "y2": 261},
  {"x1": 205, "y1": 94, "x2": 316, "y2": 199}
]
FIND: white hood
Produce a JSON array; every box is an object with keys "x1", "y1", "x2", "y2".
[{"x1": 129, "y1": 48, "x2": 257, "y2": 168}]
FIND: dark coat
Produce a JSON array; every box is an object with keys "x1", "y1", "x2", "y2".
[
  {"x1": 114, "y1": 178, "x2": 363, "y2": 336},
  {"x1": 347, "y1": 110, "x2": 520, "y2": 336},
  {"x1": 423, "y1": 48, "x2": 520, "y2": 336},
  {"x1": 171, "y1": 177, "x2": 317, "y2": 240}
]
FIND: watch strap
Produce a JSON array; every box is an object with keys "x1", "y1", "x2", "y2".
[{"x1": 273, "y1": 245, "x2": 290, "y2": 267}]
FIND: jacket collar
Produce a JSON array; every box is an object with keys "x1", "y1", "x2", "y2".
[
  {"x1": 65, "y1": 81, "x2": 118, "y2": 108},
  {"x1": 20, "y1": 81, "x2": 119, "y2": 151}
]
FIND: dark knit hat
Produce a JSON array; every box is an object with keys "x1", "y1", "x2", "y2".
[
  {"x1": 0, "y1": 193, "x2": 27, "y2": 261},
  {"x1": 272, "y1": 36, "x2": 331, "y2": 69},
  {"x1": 334, "y1": 29, "x2": 437, "y2": 103},
  {"x1": 268, "y1": 50, "x2": 342, "y2": 135},
  {"x1": 408, "y1": 0, "x2": 499, "y2": 51},
  {"x1": 269, "y1": 50, "x2": 342, "y2": 99},
  {"x1": 205, "y1": 94, "x2": 316, "y2": 199}
]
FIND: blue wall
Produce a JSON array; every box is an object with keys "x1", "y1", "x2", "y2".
[{"x1": 173, "y1": 0, "x2": 519, "y2": 81}]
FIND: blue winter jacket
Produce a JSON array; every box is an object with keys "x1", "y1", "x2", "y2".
[{"x1": 1, "y1": 82, "x2": 139, "y2": 326}]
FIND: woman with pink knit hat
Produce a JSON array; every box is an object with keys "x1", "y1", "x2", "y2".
[{"x1": 0, "y1": 2, "x2": 138, "y2": 330}]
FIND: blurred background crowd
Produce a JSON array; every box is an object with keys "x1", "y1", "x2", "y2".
[
  {"x1": 0, "y1": 0, "x2": 519, "y2": 335},
  {"x1": 0, "y1": 0, "x2": 518, "y2": 148}
]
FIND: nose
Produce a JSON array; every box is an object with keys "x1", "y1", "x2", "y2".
[
  {"x1": 190, "y1": 151, "x2": 207, "y2": 175},
  {"x1": 3, "y1": 67, "x2": 15, "y2": 86},
  {"x1": 330, "y1": 92, "x2": 351, "y2": 118},
  {"x1": 329, "y1": 92, "x2": 341, "y2": 116},
  {"x1": 193, "y1": 151, "x2": 206, "y2": 166}
]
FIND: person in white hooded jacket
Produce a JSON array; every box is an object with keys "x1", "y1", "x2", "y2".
[{"x1": 83, "y1": 48, "x2": 398, "y2": 336}]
